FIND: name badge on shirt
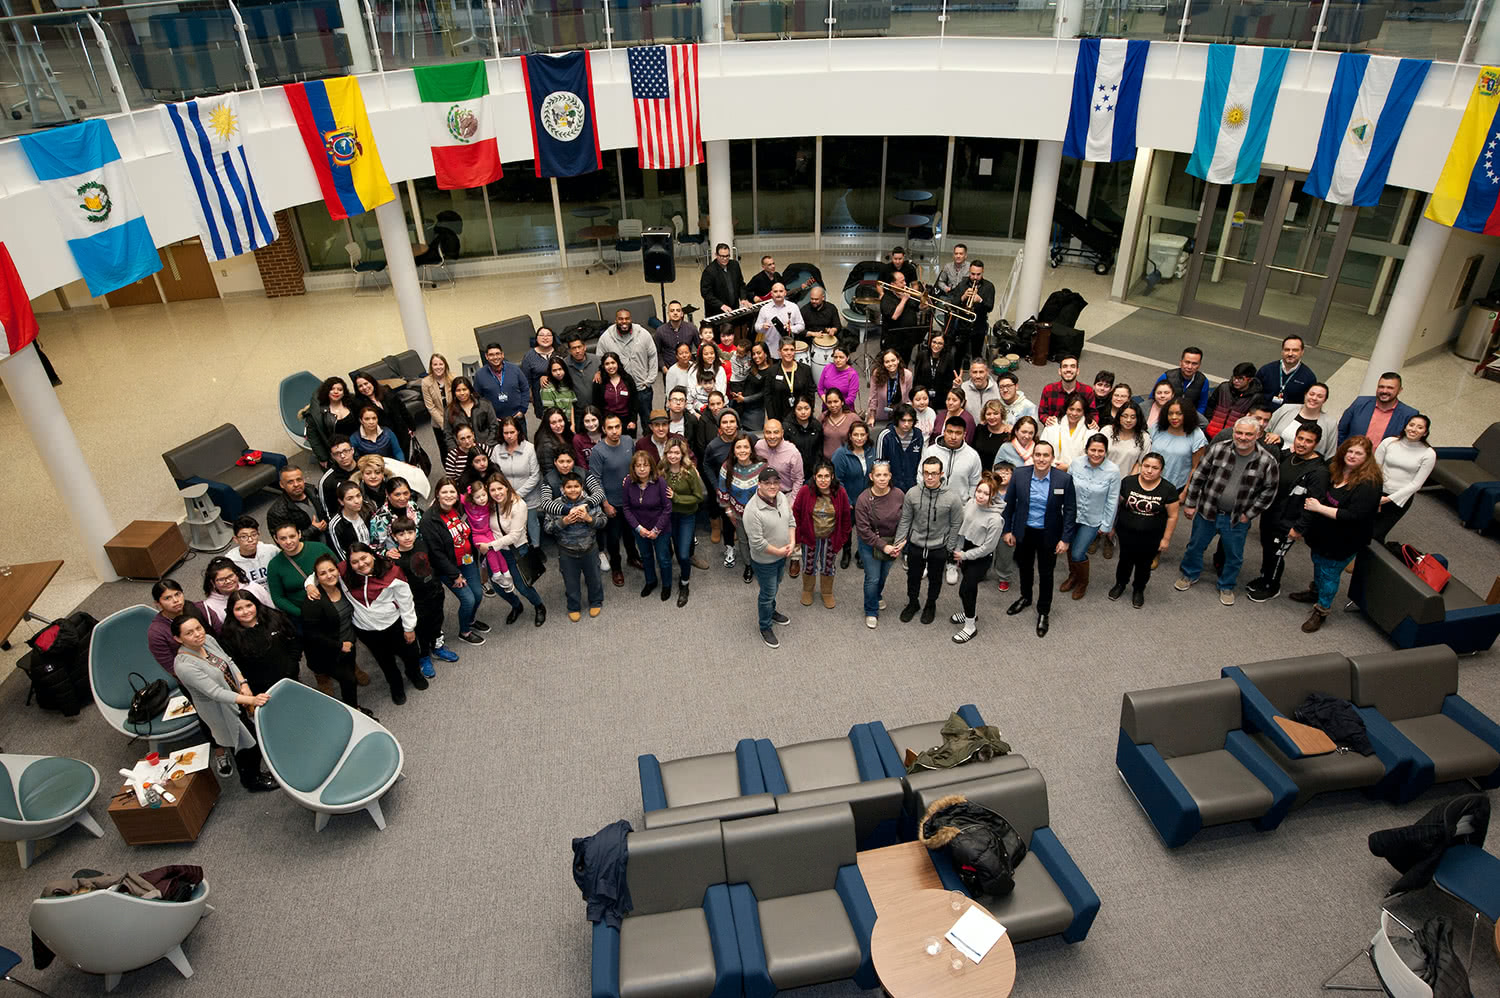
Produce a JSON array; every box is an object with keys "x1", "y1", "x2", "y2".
[
  {"x1": 1053, "y1": 489, "x2": 1064, "y2": 495},
  {"x1": 495, "y1": 393, "x2": 508, "y2": 403},
  {"x1": 619, "y1": 389, "x2": 629, "y2": 396}
]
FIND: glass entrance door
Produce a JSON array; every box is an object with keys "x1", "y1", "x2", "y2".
[{"x1": 1180, "y1": 170, "x2": 1357, "y2": 345}]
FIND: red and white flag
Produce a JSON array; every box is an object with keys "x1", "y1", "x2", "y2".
[
  {"x1": 0, "y1": 242, "x2": 40, "y2": 361},
  {"x1": 627, "y1": 44, "x2": 702, "y2": 170}
]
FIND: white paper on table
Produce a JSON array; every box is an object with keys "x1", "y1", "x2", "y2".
[{"x1": 945, "y1": 905, "x2": 1006, "y2": 964}]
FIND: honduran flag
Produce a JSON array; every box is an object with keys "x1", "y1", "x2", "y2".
[
  {"x1": 414, "y1": 61, "x2": 503, "y2": 190},
  {"x1": 1063, "y1": 39, "x2": 1149, "y2": 163},
  {"x1": 1425, "y1": 67, "x2": 1500, "y2": 235},
  {"x1": 1186, "y1": 45, "x2": 1288, "y2": 186},
  {"x1": 0, "y1": 243, "x2": 40, "y2": 361},
  {"x1": 521, "y1": 51, "x2": 602, "y2": 178},
  {"x1": 285, "y1": 77, "x2": 394, "y2": 220},
  {"x1": 1305, "y1": 54, "x2": 1430, "y2": 207},
  {"x1": 18, "y1": 119, "x2": 161, "y2": 298},
  {"x1": 162, "y1": 94, "x2": 278, "y2": 260}
]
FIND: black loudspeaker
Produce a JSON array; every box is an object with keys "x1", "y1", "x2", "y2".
[{"x1": 642, "y1": 228, "x2": 675, "y2": 283}]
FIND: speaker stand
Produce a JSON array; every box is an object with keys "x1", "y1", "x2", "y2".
[{"x1": 658, "y1": 282, "x2": 668, "y2": 323}]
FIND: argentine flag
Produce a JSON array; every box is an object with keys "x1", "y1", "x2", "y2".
[
  {"x1": 1187, "y1": 45, "x2": 1289, "y2": 186},
  {"x1": 1304, "y1": 54, "x2": 1430, "y2": 207},
  {"x1": 18, "y1": 119, "x2": 160, "y2": 298},
  {"x1": 162, "y1": 94, "x2": 277, "y2": 261},
  {"x1": 1063, "y1": 39, "x2": 1149, "y2": 163}
]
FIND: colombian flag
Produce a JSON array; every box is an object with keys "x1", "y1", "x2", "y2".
[
  {"x1": 1426, "y1": 66, "x2": 1500, "y2": 234},
  {"x1": 285, "y1": 77, "x2": 393, "y2": 220}
]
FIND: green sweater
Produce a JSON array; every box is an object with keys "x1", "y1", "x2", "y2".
[
  {"x1": 267, "y1": 541, "x2": 334, "y2": 618},
  {"x1": 664, "y1": 466, "x2": 705, "y2": 514}
]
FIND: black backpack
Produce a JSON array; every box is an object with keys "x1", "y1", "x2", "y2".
[{"x1": 919, "y1": 796, "x2": 1028, "y2": 899}]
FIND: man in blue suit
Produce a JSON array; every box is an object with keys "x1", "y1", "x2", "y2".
[
  {"x1": 1337, "y1": 371, "x2": 1417, "y2": 445},
  {"x1": 1001, "y1": 440, "x2": 1077, "y2": 638}
]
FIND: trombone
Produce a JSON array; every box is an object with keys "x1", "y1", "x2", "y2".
[{"x1": 874, "y1": 280, "x2": 977, "y2": 324}]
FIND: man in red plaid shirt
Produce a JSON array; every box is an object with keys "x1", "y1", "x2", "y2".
[{"x1": 1038, "y1": 356, "x2": 1098, "y2": 426}]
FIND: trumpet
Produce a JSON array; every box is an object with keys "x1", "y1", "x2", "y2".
[{"x1": 875, "y1": 280, "x2": 977, "y2": 324}]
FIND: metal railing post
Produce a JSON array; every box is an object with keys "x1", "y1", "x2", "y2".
[
  {"x1": 226, "y1": 0, "x2": 260, "y2": 89},
  {"x1": 485, "y1": 0, "x2": 501, "y2": 57},
  {"x1": 83, "y1": 14, "x2": 141, "y2": 149}
]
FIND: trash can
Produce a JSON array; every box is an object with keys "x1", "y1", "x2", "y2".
[
  {"x1": 1147, "y1": 234, "x2": 1189, "y2": 280},
  {"x1": 1455, "y1": 301, "x2": 1500, "y2": 361}
]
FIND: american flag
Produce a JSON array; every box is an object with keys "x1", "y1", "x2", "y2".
[{"x1": 627, "y1": 44, "x2": 702, "y2": 170}]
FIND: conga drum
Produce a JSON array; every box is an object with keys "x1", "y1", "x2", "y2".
[
  {"x1": 1030, "y1": 322, "x2": 1052, "y2": 366},
  {"x1": 810, "y1": 332, "x2": 838, "y2": 385}
]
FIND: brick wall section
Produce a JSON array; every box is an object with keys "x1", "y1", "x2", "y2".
[{"x1": 253, "y1": 210, "x2": 306, "y2": 298}]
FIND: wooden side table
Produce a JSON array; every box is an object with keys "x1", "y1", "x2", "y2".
[
  {"x1": 869, "y1": 889, "x2": 1016, "y2": 998},
  {"x1": 108, "y1": 770, "x2": 221, "y2": 845},
  {"x1": 104, "y1": 520, "x2": 188, "y2": 580}
]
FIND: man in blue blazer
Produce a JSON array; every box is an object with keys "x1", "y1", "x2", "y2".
[
  {"x1": 1337, "y1": 371, "x2": 1417, "y2": 445},
  {"x1": 1001, "y1": 440, "x2": 1077, "y2": 637}
]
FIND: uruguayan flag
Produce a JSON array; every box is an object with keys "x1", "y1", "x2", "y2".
[
  {"x1": 1187, "y1": 45, "x2": 1289, "y2": 186},
  {"x1": 1063, "y1": 39, "x2": 1149, "y2": 163},
  {"x1": 162, "y1": 95, "x2": 276, "y2": 261},
  {"x1": 1304, "y1": 54, "x2": 1430, "y2": 207},
  {"x1": 18, "y1": 119, "x2": 160, "y2": 298}
]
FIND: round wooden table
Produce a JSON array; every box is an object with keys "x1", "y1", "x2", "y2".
[{"x1": 869, "y1": 889, "x2": 1015, "y2": 997}]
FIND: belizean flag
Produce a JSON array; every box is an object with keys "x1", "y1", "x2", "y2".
[
  {"x1": 521, "y1": 51, "x2": 602, "y2": 178},
  {"x1": 627, "y1": 44, "x2": 702, "y2": 169}
]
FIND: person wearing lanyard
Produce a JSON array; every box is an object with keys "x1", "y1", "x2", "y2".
[
  {"x1": 474, "y1": 343, "x2": 531, "y2": 437},
  {"x1": 1256, "y1": 335, "x2": 1318, "y2": 408}
]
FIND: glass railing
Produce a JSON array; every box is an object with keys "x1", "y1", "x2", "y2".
[{"x1": 1148, "y1": 0, "x2": 1473, "y2": 62}]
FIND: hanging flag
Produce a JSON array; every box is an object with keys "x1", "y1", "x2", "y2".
[
  {"x1": 1186, "y1": 44, "x2": 1289, "y2": 186},
  {"x1": 1305, "y1": 54, "x2": 1430, "y2": 207},
  {"x1": 1425, "y1": 66, "x2": 1500, "y2": 234},
  {"x1": 627, "y1": 44, "x2": 702, "y2": 170},
  {"x1": 521, "y1": 51, "x2": 601, "y2": 178},
  {"x1": 18, "y1": 119, "x2": 161, "y2": 298},
  {"x1": 0, "y1": 243, "x2": 40, "y2": 360},
  {"x1": 414, "y1": 61, "x2": 503, "y2": 190},
  {"x1": 161, "y1": 94, "x2": 277, "y2": 261},
  {"x1": 1062, "y1": 38, "x2": 1149, "y2": 163},
  {"x1": 284, "y1": 76, "x2": 393, "y2": 220}
]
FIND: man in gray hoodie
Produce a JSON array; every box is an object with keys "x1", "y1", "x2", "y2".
[{"x1": 894, "y1": 457, "x2": 966, "y2": 625}]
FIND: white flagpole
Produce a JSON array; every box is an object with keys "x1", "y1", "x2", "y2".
[
  {"x1": 85, "y1": 14, "x2": 143, "y2": 151},
  {"x1": 485, "y1": 0, "x2": 501, "y2": 59},
  {"x1": 226, "y1": 0, "x2": 261, "y2": 90},
  {"x1": 360, "y1": 0, "x2": 390, "y2": 106}
]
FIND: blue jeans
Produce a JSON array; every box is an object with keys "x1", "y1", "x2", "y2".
[
  {"x1": 752, "y1": 558, "x2": 785, "y2": 631},
  {"x1": 636, "y1": 530, "x2": 673, "y2": 587},
  {"x1": 446, "y1": 558, "x2": 483, "y2": 635},
  {"x1": 859, "y1": 540, "x2": 894, "y2": 616},
  {"x1": 1069, "y1": 523, "x2": 1103, "y2": 563},
  {"x1": 525, "y1": 506, "x2": 542, "y2": 547},
  {"x1": 1310, "y1": 551, "x2": 1353, "y2": 611},
  {"x1": 504, "y1": 543, "x2": 543, "y2": 607},
  {"x1": 559, "y1": 549, "x2": 603, "y2": 612},
  {"x1": 1180, "y1": 513, "x2": 1250, "y2": 590},
  {"x1": 670, "y1": 511, "x2": 696, "y2": 581}
]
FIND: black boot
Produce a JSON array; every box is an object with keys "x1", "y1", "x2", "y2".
[
  {"x1": 236, "y1": 749, "x2": 277, "y2": 792},
  {"x1": 677, "y1": 582, "x2": 690, "y2": 607}
]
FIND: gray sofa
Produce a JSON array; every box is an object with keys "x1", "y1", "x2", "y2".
[
  {"x1": 1349, "y1": 541, "x2": 1500, "y2": 654},
  {"x1": 161, "y1": 423, "x2": 286, "y2": 521},
  {"x1": 1431, "y1": 421, "x2": 1500, "y2": 529}
]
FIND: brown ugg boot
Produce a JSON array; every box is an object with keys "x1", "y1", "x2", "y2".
[
  {"x1": 315, "y1": 673, "x2": 336, "y2": 696},
  {"x1": 1059, "y1": 561, "x2": 1078, "y2": 592},
  {"x1": 820, "y1": 575, "x2": 836, "y2": 609},
  {"x1": 710, "y1": 517, "x2": 722, "y2": 544},
  {"x1": 801, "y1": 571, "x2": 816, "y2": 606},
  {"x1": 1071, "y1": 559, "x2": 1090, "y2": 600}
]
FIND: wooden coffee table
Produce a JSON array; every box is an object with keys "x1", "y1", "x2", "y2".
[
  {"x1": 107, "y1": 770, "x2": 221, "y2": 845},
  {"x1": 859, "y1": 842, "x2": 1016, "y2": 997}
]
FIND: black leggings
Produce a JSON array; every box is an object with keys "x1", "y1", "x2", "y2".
[
  {"x1": 307, "y1": 646, "x2": 359, "y2": 707},
  {"x1": 1372, "y1": 499, "x2": 1410, "y2": 543},
  {"x1": 412, "y1": 592, "x2": 444, "y2": 657},
  {"x1": 355, "y1": 622, "x2": 421, "y2": 697},
  {"x1": 1115, "y1": 529, "x2": 1160, "y2": 593},
  {"x1": 958, "y1": 555, "x2": 994, "y2": 618}
]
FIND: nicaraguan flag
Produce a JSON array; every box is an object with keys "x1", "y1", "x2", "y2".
[
  {"x1": 1186, "y1": 45, "x2": 1288, "y2": 186},
  {"x1": 18, "y1": 119, "x2": 160, "y2": 298},
  {"x1": 1305, "y1": 54, "x2": 1430, "y2": 207},
  {"x1": 1063, "y1": 39, "x2": 1149, "y2": 163},
  {"x1": 1425, "y1": 66, "x2": 1500, "y2": 234},
  {"x1": 162, "y1": 94, "x2": 277, "y2": 260}
]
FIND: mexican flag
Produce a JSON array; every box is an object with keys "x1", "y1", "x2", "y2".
[{"x1": 414, "y1": 61, "x2": 502, "y2": 190}]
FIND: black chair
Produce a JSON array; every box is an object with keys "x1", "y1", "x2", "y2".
[{"x1": 474, "y1": 315, "x2": 537, "y2": 359}]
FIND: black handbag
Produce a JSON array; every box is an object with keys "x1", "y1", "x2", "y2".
[
  {"x1": 126, "y1": 671, "x2": 170, "y2": 729},
  {"x1": 512, "y1": 545, "x2": 545, "y2": 585},
  {"x1": 407, "y1": 434, "x2": 433, "y2": 477}
]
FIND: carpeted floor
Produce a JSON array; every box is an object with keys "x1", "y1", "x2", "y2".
[{"x1": 0, "y1": 354, "x2": 1496, "y2": 998}]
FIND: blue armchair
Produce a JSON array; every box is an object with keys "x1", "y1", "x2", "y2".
[
  {"x1": 1116, "y1": 678, "x2": 1297, "y2": 847},
  {"x1": 1349, "y1": 542, "x2": 1500, "y2": 654},
  {"x1": 161, "y1": 423, "x2": 287, "y2": 521},
  {"x1": 754, "y1": 726, "x2": 899, "y2": 848},
  {"x1": 1350, "y1": 647, "x2": 1500, "y2": 803},
  {"x1": 1431, "y1": 421, "x2": 1500, "y2": 529},
  {"x1": 638, "y1": 738, "x2": 772, "y2": 828}
]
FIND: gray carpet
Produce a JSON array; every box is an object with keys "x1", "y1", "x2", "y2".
[
  {"x1": 1090, "y1": 311, "x2": 1351, "y2": 378},
  {"x1": 0, "y1": 356, "x2": 1496, "y2": 998}
]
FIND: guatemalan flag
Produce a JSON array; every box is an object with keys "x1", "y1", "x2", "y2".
[
  {"x1": 1187, "y1": 45, "x2": 1288, "y2": 186},
  {"x1": 1063, "y1": 39, "x2": 1149, "y2": 163},
  {"x1": 161, "y1": 94, "x2": 277, "y2": 260},
  {"x1": 521, "y1": 51, "x2": 602, "y2": 178},
  {"x1": 1305, "y1": 54, "x2": 1430, "y2": 207},
  {"x1": 18, "y1": 119, "x2": 160, "y2": 298}
]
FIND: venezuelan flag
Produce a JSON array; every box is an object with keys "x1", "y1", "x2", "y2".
[
  {"x1": 285, "y1": 77, "x2": 393, "y2": 220},
  {"x1": 1425, "y1": 66, "x2": 1500, "y2": 234}
]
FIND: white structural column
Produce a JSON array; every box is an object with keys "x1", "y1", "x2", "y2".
[
  {"x1": 374, "y1": 199, "x2": 435, "y2": 359},
  {"x1": 1015, "y1": 139, "x2": 1064, "y2": 322},
  {"x1": 706, "y1": 139, "x2": 733, "y2": 253},
  {"x1": 684, "y1": 165, "x2": 701, "y2": 237},
  {"x1": 1361, "y1": 210, "x2": 1451, "y2": 395},
  {"x1": 339, "y1": 0, "x2": 375, "y2": 73},
  {"x1": 0, "y1": 346, "x2": 119, "y2": 582}
]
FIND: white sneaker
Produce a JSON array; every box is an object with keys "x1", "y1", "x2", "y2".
[
  {"x1": 723, "y1": 546, "x2": 736, "y2": 567},
  {"x1": 879, "y1": 599, "x2": 887, "y2": 611},
  {"x1": 945, "y1": 563, "x2": 960, "y2": 586},
  {"x1": 598, "y1": 551, "x2": 610, "y2": 572},
  {"x1": 866, "y1": 616, "x2": 878, "y2": 629}
]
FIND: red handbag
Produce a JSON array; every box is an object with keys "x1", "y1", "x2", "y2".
[{"x1": 1400, "y1": 543, "x2": 1451, "y2": 593}]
